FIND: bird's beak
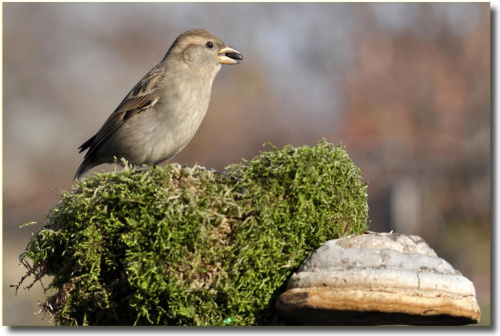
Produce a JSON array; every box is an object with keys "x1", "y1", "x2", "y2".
[{"x1": 218, "y1": 46, "x2": 243, "y2": 64}]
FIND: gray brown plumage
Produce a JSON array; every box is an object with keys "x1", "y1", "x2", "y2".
[{"x1": 74, "y1": 29, "x2": 243, "y2": 180}]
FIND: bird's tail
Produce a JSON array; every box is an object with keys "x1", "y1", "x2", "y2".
[{"x1": 74, "y1": 160, "x2": 92, "y2": 181}]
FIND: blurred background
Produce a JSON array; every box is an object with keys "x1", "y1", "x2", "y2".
[{"x1": 3, "y1": 3, "x2": 490, "y2": 326}]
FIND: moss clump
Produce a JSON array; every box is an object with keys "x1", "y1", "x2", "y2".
[{"x1": 16, "y1": 140, "x2": 369, "y2": 326}]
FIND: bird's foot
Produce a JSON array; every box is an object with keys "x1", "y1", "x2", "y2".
[{"x1": 134, "y1": 165, "x2": 153, "y2": 173}]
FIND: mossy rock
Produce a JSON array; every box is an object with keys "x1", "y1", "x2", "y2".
[{"x1": 17, "y1": 140, "x2": 369, "y2": 326}]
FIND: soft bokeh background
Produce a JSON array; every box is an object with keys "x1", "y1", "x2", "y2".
[{"x1": 3, "y1": 3, "x2": 490, "y2": 326}]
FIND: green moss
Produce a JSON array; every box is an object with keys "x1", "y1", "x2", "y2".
[{"x1": 16, "y1": 140, "x2": 369, "y2": 326}]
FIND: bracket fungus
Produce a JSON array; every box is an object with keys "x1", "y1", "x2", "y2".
[{"x1": 276, "y1": 232, "x2": 480, "y2": 326}]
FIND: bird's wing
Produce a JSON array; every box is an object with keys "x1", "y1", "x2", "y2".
[{"x1": 79, "y1": 66, "x2": 166, "y2": 158}]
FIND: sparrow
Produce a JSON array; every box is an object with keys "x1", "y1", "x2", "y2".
[{"x1": 74, "y1": 28, "x2": 243, "y2": 180}]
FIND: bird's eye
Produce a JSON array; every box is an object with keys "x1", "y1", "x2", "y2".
[{"x1": 206, "y1": 41, "x2": 214, "y2": 49}]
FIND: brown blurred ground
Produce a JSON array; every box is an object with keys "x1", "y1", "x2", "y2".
[{"x1": 3, "y1": 3, "x2": 490, "y2": 326}]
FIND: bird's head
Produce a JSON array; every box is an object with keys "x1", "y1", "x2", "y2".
[{"x1": 165, "y1": 29, "x2": 243, "y2": 74}]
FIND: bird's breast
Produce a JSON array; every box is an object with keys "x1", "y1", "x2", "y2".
[{"x1": 145, "y1": 74, "x2": 214, "y2": 164}]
